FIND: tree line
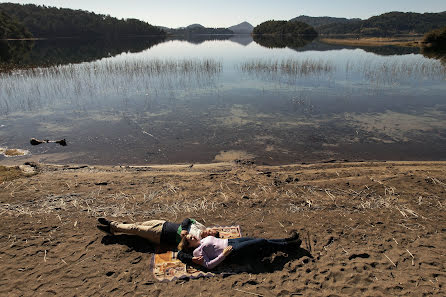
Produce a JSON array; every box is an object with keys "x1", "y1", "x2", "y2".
[
  {"x1": 317, "y1": 12, "x2": 446, "y2": 36},
  {"x1": 0, "y1": 10, "x2": 32, "y2": 39},
  {"x1": 253, "y1": 20, "x2": 318, "y2": 36},
  {"x1": 0, "y1": 3, "x2": 164, "y2": 39}
]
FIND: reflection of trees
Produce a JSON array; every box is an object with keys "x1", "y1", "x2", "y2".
[
  {"x1": 0, "y1": 40, "x2": 35, "y2": 70},
  {"x1": 253, "y1": 35, "x2": 316, "y2": 50},
  {"x1": 0, "y1": 37, "x2": 165, "y2": 70},
  {"x1": 422, "y1": 47, "x2": 446, "y2": 66},
  {"x1": 168, "y1": 35, "x2": 231, "y2": 45}
]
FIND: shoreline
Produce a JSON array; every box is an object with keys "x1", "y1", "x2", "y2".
[
  {"x1": 320, "y1": 37, "x2": 423, "y2": 47},
  {"x1": 1, "y1": 160, "x2": 445, "y2": 295}
]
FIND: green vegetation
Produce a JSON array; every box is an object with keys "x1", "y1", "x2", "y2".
[
  {"x1": 0, "y1": 3, "x2": 164, "y2": 38},
  {"x1": 423, "y1": 26, "x2": 446, "y2": 49},
  {"x1": 253, "y1": 20, "x2": 317, "y2": 36},
  {"x1": 0, "y1": 11, "x2": 32, "y2": 39},
  {"x1": 290, "y1": 16, "x2": 360, "y2": 28},
  {"x1": 0, "y1": 37, "x2": 165, "y2": 71},
  {"x1": 317, "y1": 11, "x2": 446, "y2": 36},
  {"x1": 167, "y1": 24, "x2": 233, "y2": 36}
]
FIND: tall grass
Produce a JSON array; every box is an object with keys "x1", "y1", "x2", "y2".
[
  {"x1": 240, "y1": 58, "x2": 334, "y2": 77},
  {"x1": 0, "y1": 58, "x2": 222, "y2": 115}
]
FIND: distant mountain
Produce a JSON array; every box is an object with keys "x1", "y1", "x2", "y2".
[
  {"x1": 167, "y1": 24, "x2": 233, "y2": 36},
  {"x1": 290, "y1": 16, "x2": 360, "y2": 28},
  {"x1": 186, "y1": 24, "x2": 205, "y2": 29},
  {"x1": 316, "y1": 11, "x2": 446, "y2": 36},
  {"x1": 228, "y1": 21, "x2": 254, "y2": 34}
]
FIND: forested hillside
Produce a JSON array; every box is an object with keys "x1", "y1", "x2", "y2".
[
  {"x1": 290, "y1": 15, "x2": 360, "y2": 28},
  {"x1": 0, "y1": 11, "x2": 32, "y2": 39},
  {"x1": 253, "y1": 20, "x2": 317, "y2": 36},
  {"x1": 0, "y1": 3, "x2": 164, "y2": 38},
  {"x1": 166, "y1": 24, "x2": 233, "y2": 36},
  {"x1": 317, "y1": 11, "x2": 446, "y2": 36}
]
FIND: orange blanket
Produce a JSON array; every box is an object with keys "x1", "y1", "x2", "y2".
[{"x1": 151, "y1": 225, "x2": 242, "y2": 281}]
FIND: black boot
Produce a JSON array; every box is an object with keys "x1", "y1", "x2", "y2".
[
  {"x1": 286, "y1": 231, "x2": 299, "y2": 242},
  {"x1": 98, "y1": 217, "x2": 111, "y2": 226}
]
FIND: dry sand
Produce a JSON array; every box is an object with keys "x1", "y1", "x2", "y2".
[{"x1": 1, "y1": 160, "x2": 445, "y2": 296}]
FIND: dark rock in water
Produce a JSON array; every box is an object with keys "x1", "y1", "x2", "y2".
[
  {"x1": 30, "y1": 138, "x2": 45, "y2": 145},
  {"x1": 55, "y1": 139, "x2": 67, "y2": 146},
  {"x1": 30, "y1": 138, "x2": 67, "y2": 146}
]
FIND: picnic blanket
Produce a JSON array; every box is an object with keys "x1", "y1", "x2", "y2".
[{"x1": 151, "y1": 225, "x2": 242, "y2": 282}]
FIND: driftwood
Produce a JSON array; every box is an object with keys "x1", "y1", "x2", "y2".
[{"x1": 30, "y1": 138, "x2": 67, "y2": 146}]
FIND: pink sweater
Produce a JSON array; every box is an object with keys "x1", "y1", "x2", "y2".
[{"x1": 193, "y1": 236, "x2": 229, "y2": 269}]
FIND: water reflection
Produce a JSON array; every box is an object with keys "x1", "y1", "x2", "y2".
[
  {"x1": 0, "y1": 37, "x2": 165, "y2": 70},
  {"x1": 0, "y1": 58, "x2": 222, "y2": 115},
  {"x1": 253, "y1": 35, "x2": 315, "y2": 50},
  {"x1": 0, "y1": 37, "x2": 445, "y2": 165}
]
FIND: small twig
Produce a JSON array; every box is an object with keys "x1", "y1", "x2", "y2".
[
  {"x1": 234, "y1": 288, "x2": 263, "y2": 296},
  {"x1": 44, "y1": 250, "x2": 47, "y2": 262},
  {"x1": 392, "y1": 238, "x2": 398, "y2": 245},
  {"x1": 384, "y1": 254, "x2": 396, "y2": 267},
  {"x1": 406, "y1": 249, "x2": 415, "y2": 266}
]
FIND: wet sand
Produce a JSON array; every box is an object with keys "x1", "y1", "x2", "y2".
[{"x1": 1, "y1": 160, "x2": 445, "y2": 296}]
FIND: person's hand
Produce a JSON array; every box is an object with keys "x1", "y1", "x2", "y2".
[
  {"x1": 192, "y1": 256, "x2": 204, "y2": 265},
  {"x1": 222, "y1": 245, "x2": 233, "y2": 256},
  {"x1": 181, "y1": 230, "x2": 188, "y2": 237}
]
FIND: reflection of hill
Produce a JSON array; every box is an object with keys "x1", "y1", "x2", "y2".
[
  {"x1": 0, "y1": 40, "x2": 34, "y2": 67},
  {"x1": 253, "y1": 35, "x2": 316, "y2": 50},
  {"x1": 254, "y1": 38, "x2": 420, "y2": 56},
  {"x1": 168, "y1": 35, "x2": 232, "y2": 45},
  {"x1": 0, "y1": 37, "x2": 165, "y2": 69},
  {"x1": 168, "y1": 35, "x2": 253, "y2": 46},
  {"x1": 229, "y1": 35, "x2": 253, "y2": 46}
]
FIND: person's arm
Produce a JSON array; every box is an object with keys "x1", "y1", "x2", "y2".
[
  {"x1": 177, "y1": 250, "x2": 193, "y2": 265},
  {"x1": 202, "y1": 253, "x2": 226, "y2": 270},
  {"x1": 201, "y1": 246, "x2": 232, "y2": 270}
]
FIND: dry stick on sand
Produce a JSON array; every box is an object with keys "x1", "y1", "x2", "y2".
[
  {"x1": 406, "y1": 249, "x2": 415, "y2": 266},
  {"x1": 384, "y1": 254, "x2": 396, "y2": 267}
]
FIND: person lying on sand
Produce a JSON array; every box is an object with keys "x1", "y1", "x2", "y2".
[
  {"x1": 178, "y1": 232, "x2": 301, "y2": 269},
  {"x1": 97, "y1": 217, "x2": 219, "y2": 264}
]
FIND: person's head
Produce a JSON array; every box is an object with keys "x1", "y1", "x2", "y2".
[
  {"x1": 201, "y1": 228, "x2": 220, "y2": 238},
  {"x1": 177, "y1": 234, "x2": 201, "y2": 251}
]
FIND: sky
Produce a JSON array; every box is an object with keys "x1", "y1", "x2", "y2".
[{"x1": 4, "y1": 0, "x2": 446, "y2": 28}]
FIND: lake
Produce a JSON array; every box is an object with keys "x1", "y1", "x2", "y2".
[{"x1": 0, "y1": 36, "x2": 445, "y2": 165}]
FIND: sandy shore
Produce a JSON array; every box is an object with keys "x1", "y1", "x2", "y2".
[
  {"x1": 1, "y1": 160, "x2": 445, "y2": 296},
  {"x1": 320, "y1": 37, "x2": 422, "y2": 47}
]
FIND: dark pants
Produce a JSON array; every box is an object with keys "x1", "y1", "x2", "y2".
[{"x1": 227, "y1": 237, "x2": 289, "y2": 263}]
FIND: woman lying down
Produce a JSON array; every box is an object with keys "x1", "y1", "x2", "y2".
[{"x1": 178, "y1": 232, "x2": 301, "y2": 270}]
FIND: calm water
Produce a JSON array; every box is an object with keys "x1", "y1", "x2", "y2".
[{"x1": 0, "y1": 36, "x2": 445, "y2": 165}]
